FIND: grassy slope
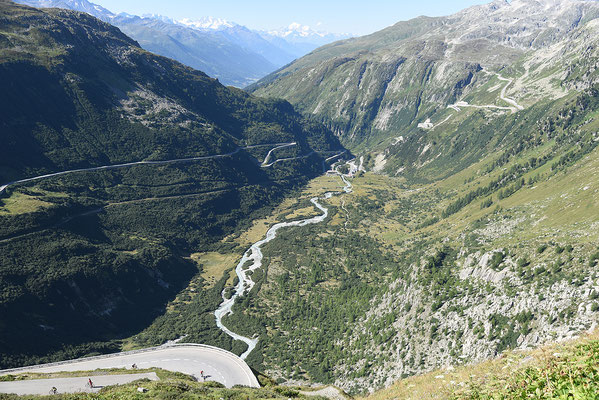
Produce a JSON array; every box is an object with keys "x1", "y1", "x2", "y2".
[
  {"x1": 201, "y1": 103, "x2": 599, "y2": 391},
  {"x1": 365, "y1": 329, "x2": 599, "y2": 400}
]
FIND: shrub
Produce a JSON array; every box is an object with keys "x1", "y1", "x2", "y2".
[
  {"x1": 489, "y1": 251, "x2": 505, "y2": 270},
  {"x1": 517, "y1": 257, "x2": 530, "y2": 268},
  {"x1": 274, "y1": 387, "x2": 299, "y2": 397}
]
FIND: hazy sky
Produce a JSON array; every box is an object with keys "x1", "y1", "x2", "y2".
[{"x1": 92, "y1": 0, "x2": 489, "y2": 35}]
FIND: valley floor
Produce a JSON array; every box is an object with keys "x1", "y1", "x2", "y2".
[{"x1": 201, "y1": 139, "x2": 599, "y2": 393}]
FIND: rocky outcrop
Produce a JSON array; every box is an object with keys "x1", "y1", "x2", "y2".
[
  {"x1": 334, "y1": 246, "x2": 599, "y2": 393},
  {"x1": 458, "y1": 251, "x2": 511, "y2": 284}
]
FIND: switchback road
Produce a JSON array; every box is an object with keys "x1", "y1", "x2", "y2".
[{"x1": 0, "y1": 344, "x2": 259, "y2": 390}]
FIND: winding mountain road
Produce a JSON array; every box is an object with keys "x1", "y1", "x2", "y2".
[
  {"x1": 496, "y1": 73, "x2": 524, "y2": 111},
  {"x1": 0, "y1": 142, "x2": 299, "y2": 195},
  {"x1": 0, "y1": 344, "x2": 259, "y2": 392},
  {"x1": 261, "y1": 142, "x2": 297, "y2": 166},
  {"x1": 419, "y1": 70, "x2": 525, "y2": 131},
  {"x1": 446, "y1": 70, "x2": 524, "y2": 114}
]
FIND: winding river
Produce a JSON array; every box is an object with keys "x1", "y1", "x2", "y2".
[{"x1": 214, "y1": 169, "x2": 353, "y2": 360}]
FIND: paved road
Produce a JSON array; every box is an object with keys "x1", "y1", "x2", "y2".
[
  {"x1": 0, "y1": 373, "x2": 158, "y2": 395},
  {"x1": 0, "y1": 142, "x2": 297, "y2": 194},
  {"x1": 0, "y1": 344, "x2": 259, "y2": 389},
  {"x1": 261, "y1": 142, "x2": 297, "y2": 166},
  {"x1": 496, "y1": 73, "x2": 524, "y2": 111},
  {"x1": 445, "y1": 70, "x2": 525, "y2": 115},
  {"x1": 0, "y1": 143, "x2": 348, "y2": 194}
]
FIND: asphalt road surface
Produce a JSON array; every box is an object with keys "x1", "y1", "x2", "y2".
[
  {"x1": 0, "y1": 373, "x2": 158, "y2": 395},
  {"x1": 0, "y1": 142, "x2": 298, "y2": 194},
  {"x1": 0, "y1": 345, "x2": 259, "y2": 390}
]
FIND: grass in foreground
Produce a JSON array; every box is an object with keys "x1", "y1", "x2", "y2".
[{"x1": 365, "y1": 330, "x2": 599, "y2": 400}]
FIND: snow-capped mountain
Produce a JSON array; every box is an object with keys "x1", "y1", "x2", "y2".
[
  {"x1": 267, "y1": 22, "x2": 348, "y2": 41},
  {"x1": 269, "y1": 22, "x2": 319, "y2": 38},
  {"x1": 140, "y1": 13, "x2": 176, "y2": 24},
  {"x1": 177, "y1": 16, "x2": 237, "y2": 30},
  {"x1": 14, "y1": 0, "x2": 350, "y2": 86},
  {"x1": 260, "y1": 23, "x2": 351, "y2": 58},
  {"x1": 20, "y1": 0, "x2": 115, "y2": 20}
]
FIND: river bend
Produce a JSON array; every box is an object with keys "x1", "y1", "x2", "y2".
[{"x1": 214, "y1": 171, "x2": 352, "y2": 359}]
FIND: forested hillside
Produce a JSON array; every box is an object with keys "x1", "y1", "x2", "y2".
[{"x1": 0, "y1": 0, "x2": 343, "y2": 368}]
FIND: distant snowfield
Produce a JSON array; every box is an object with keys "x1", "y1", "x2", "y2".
[{"x1": 177, "y1": 17, "x2": 237, "y2": 30}]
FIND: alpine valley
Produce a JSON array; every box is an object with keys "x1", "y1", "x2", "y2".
[
  {"x1": 0, "y1": 0, "x2": 342, "y2": 370},
  {"x1": 2, "y1": 0, "x2": 599, "y2": 399},
  {"x1": 246, "y1": 0, "x2": 599, "y2": 394}
]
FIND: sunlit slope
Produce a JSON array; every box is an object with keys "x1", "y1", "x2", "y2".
[
  {"x1": 206, "y1": 93, "x2": 599, "y2": 391},
  {"x1": 365, "y1": 330, "x2": 599, "y2": 400},
  {"x1": 251, "y1": 0, "x2": 599, "y2": 177}
]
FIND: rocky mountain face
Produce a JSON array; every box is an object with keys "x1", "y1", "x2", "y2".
[
  {"x1": 0, "y1": 0, "x2": 342, "y2": 367},
  {"x1": 14, "y1": 0, "x2": 350, "y2": 86},
  {"x1": 251, "y1": 0, "x2": 599, "y2": 158}
]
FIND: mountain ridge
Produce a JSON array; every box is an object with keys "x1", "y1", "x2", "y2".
[
  {"x1": 250, "y1": 0, "x2": 599, "y2": 162},
  {"x1": 13, "y1": 0, "x2": 351, "y2": 86}
]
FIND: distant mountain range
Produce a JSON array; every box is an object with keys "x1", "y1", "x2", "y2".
[{"x1": 14, "y1": 0, "x2": 351, "y2": 87}]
